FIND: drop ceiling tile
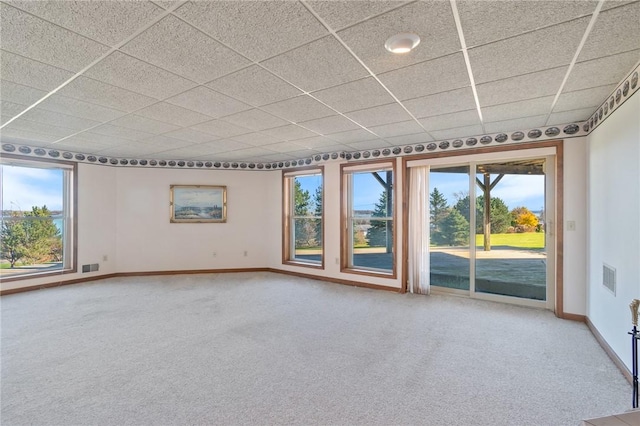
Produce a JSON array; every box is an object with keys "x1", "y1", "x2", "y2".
[
  {"x1": 0, "y1": 50, "x2": 74, "y2": 91},
  {"x1": 191, "y1": 120, "x2": 252, "y2": 138},
  {"x1": 232, "y1": 132, "x2": 281, "y2": 146},
  {"x1": 563, "y1": 49, "x2": 640, "y2": 92},
  {"x1": 262, "y1": 141, "x2": 308, "y2": 153},
  {"x1": 307, "y1": 1, "x2": 409, "y2": 30},
  {"x1": 554, "y1": 84, "x2": 617, "y2": 112},
  {"x1": 121, "y1": 15, "x2": 250, "y2": 83},
  {"x1": 257, "y1": 153, "x2": 297, "y2": 162},
  {"x1": 346, "y1": 139, "x2": 392, "y2": 150},
  {"x1": 346, "y1": 103, "x2": 413, "y2": 127},
  {"x1": 84, "y1": 51, "x2": 196, "y2": 99},
  {"x1": 0, "y1": 101, "x2": 27, "y2": 122},
  {"x1": 403, "y1": 87, "x2": 477, "y2": 119},
  {"x1": 262, "y1": 95, "x2": 337, "y2": 123},
  {"x1": 0, "y1": 80, "x2": 47, "y2": 105},
  {"x1": 262, "y1": 125, "x2": 318, "y2": 141},
  {"x1": 65, "y1": 131, "x2": 135, "y2": 147},
  {"x1": 547, "y1": 107, "x2": 595, "y2": 125},
  {"x1": 165, "y1": 86, "x2": 251, "y2": 118},
  {"x1": 430, "y1": 125, "x2": 485, "y2": 140},
  {"x1": 578, "y1": 2, "x2": 640, "y2": 62},
  {"x1": 458, "y1": 0, "x2": 596, "y2": 47},
  {"x1": 469, "y1": 16, "x2": 590, "y2": 84},
  {"x1": 222, "y1": 109, "x2": 289, "y2": 131},
  {"x1": 4, "y1": 117, "x2": 78, "y2": 138},
  {"x1": 378, "y1": 53, "x2": 470, "y2": 101},
  {"x1": 476, "y1": 67, "x2": 568, "y2": 107},
  {"x1": 175, "y1": 1, "x2": 328, "y2": 61},
  {"x1": 483, "y1": 115, "x2": 548, "y2": 134},
  {"x1": 0, "y1": 128, "x2": 60, "y2": 144},
  {"x1": 94, "y1": 145, "x2": 160, "y2": 157},
  {"x1": 313, "y1": 144, "x2": 351, "y2": 153},
  {"x1": 326, "y1": 128, "x2": 376, "y2": 143},
  {"x1": 56, "y1": 76, "x2": 158, "y2": 112},
  {"x1": 37, "y1": 95, "x2": 127, "y2": 122},
  {"x1": 311, "y1": 77, "x2": 395, "y2": 113},
  {"x1": 147, "y1": 145, "x2": 215, "y2": 160},
  {"x1": 7, "y1": 0, "x2": 165, "y2": 46},
  {"x1": 207, "y1": 65, "x2": 302, "y2": 107},
  {"x1": 385, "y1": 132, "x2": 434, "y2": 145},
  {"x1": 286, "y1": 149, "x2": 323, "y2": 159},
  {"x1": 482, "y1": 96, "x2": 554, "y2": 122},
  {"x1": 197, "y1": 139, "x2": 252, "y2": 153},
  {"x1": 135, "y1": 102, "x2": 212, "y2": 127},
  {"x1": 419, "y1": 110, "x2": 481, "y2": 132},
  {"x1": 218, "y1": 147, "x2": 275, "y2": 158},
  {"x1": 337, "y1": 1, "x2": 460, "y2": 74},
  {"x1": 108, "y1": 114, "x2": 180, "y2": 135},
  {"x1": 162, "y1": 128, "x2": 219, "y2": 144},
  {"x1": 0, "y1": 3, "x2": 109, "y2": 72},
  {"x1": 369, "y1": 120, "x2": 424, "y2": 138},
  {"x1": 299, "y1": 115, "x2": 360, "y2": 134},
  {"x1": 53, "y1": 134, "x2": 119, "y2": 151},
  {"x1": 90, "y1": 124, "x2": 154, "y2": 141},
  {"x1": 294, "y1": 135, "x2": 347, "y2": 149},
  {"x1": 262, "y1": 36, "x2": 368, "y2": 92},
  {"x1": 20, "y1": 108, "x2": 101, "y2": 131},
  {"x1": 137, "y1": 134, "x2": 195, "y2": 150}
]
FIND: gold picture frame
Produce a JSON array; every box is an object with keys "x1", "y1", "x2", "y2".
[{"x1": 170, "y1": 185, "x2": 227, "y2": 223}]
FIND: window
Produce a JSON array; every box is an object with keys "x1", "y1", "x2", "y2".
[
  {"x1": 283, "y1": 168, "x2": 323, "y2": 267},
  {"x1": 0, "y1": 155, "x2": 76, "y2": 280},
  {"x1": 342, "y1": 161, "x2": 395, "y2": 276}
]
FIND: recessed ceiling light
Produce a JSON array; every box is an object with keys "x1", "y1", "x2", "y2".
[{"x1": 384, "y1": 33, "x2": 420, "y2": 54}]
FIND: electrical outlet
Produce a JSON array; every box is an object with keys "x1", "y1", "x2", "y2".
[
  {"x1": 243, "y1": 250, "x2": 248, "y2": 257},
  {"x1": 335, "y1": 257, "x2": 339, "y2": 265},
  {"x1": 103, "y1": 255, "x2": 108, "y2": 261},
  {"x1": 212, "y1": 252, "x2": 217, "y2": 257},
  {"x1": 566, "y1": 220, "x2": 576, "y2": 231}
]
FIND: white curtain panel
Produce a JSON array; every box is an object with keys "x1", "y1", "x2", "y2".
[{"x1": 408, "y1": 166, "x2": 430, "y2": 295}]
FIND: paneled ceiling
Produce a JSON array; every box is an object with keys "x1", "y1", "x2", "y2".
[{"x1": 1, "y1": 0, "x2": 639, "y2": 163}]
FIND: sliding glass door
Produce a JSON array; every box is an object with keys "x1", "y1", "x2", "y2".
[{"x1": 409, "y1": 148, "x2": 556, "y2": 308}]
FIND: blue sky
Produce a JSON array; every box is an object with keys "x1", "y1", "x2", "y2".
[
  {"x1": 299, "y1": 170, "x2": 545, "y2": 212},
  {"x1": 1, "y1": 165, "x2": 63, "y2": 212}
]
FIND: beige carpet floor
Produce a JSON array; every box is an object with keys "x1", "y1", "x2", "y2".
[{"x1": 0, "y1": 272, "x2": 631, "y2": 425}]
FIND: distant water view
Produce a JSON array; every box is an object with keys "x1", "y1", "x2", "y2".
[{"x1": 54, "y1": 217, "x2": 63, "y2": 232}]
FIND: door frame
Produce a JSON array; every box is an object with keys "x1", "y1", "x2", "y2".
[{"x1": 401, "y1": 140, "x2": 565, "y2": 316}]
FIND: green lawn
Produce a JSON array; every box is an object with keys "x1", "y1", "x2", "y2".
[{"x1": 475, "y1": 232, "x2": 545, "y2": 249}]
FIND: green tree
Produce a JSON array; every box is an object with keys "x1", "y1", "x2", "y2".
[
  {"x1": 293, "y1": 180, "x2": 313, "y2": 247},
  {"x1": 22, "y1": 206, "x2": 61, "y2": 264},
  {"x1": 0, "y1": 206, "x2": 61, "y2": 267},
  {"x1": 430, "y1": 187, "x2": 450, "y2": 245},
  {"x1": 312, "y1": 184, "x2": 323, "y2": 247},
  {"x1": 439, "y1": 209, "x2": 469, "y2": 246},
  {"x1": 1, "y1": 212, "x2": 28, "y2": 267},
  {"x1": 368, "y1": 190, "x2": 392, "y2": 248},
  {"x1": 454, "y1": 195, "x2": 511, "y2": 234}
]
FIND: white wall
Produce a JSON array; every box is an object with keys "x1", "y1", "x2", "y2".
[
  {"x1": 563, "y1": 137, "x2": 588, "y2": 315},
  {"x1": 587, "y1": 91, "x2": 640, "y2": 370},
  {"x1": 115, "y1": 167, "x2": 273, "y2": 272},
  {"x1": 1, "y1": 163, "x2": 118, "y2": 292}
]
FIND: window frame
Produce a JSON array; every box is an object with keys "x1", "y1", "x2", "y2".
[
  {"x1": 340, "y1": 159, "x2": 397, "y2": 278},
  {"x1": 0, "y1": 154, "x2": 77, "y2": 282},
  {"x1": 282, "y1": 166, "x2": 324, "y2": 269}
]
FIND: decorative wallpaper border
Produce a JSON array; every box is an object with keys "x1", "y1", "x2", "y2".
[{"x1": 2, "y1": 63, "x2": 638, "y2": 170}]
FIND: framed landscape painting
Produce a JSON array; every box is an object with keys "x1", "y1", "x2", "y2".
[{"x1": 170, "y1": 185, "x2": 227, "y2": 223}]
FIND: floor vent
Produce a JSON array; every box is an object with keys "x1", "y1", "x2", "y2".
[{"x1": 603, "y1": 263, "x2": 616, "y2": 295}]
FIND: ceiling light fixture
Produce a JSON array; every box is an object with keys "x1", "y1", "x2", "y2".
[{"x1": 384, "y1": 33, "x2": 420, "y2": 54}]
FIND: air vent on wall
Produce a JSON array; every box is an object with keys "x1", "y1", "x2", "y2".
[{"x1": 603, "y1": 263, "x2": 616, "y2": 295}]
